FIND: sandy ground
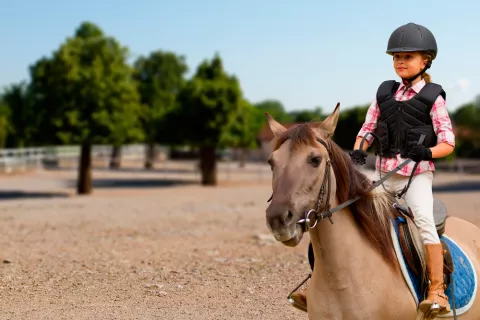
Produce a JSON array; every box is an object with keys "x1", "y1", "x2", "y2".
[{"x1": 0, "y1": 161, "x2": 480, "y2": 320}]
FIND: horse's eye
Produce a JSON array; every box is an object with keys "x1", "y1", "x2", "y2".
[{"x1": 310, "y1": 156, "x2": 322, "y2": 168}]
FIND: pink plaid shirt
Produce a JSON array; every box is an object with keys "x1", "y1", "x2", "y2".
[{"x1": 357, "y1": 79, "x2": 456, "y2": 176}]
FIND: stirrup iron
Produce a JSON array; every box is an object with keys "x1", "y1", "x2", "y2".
[
  {"x1": 287, "y1": 273, "x2": 311, "y2": 303},
  {"x1": 424, "y1": 304, "x2": 440, "y2": 320}
]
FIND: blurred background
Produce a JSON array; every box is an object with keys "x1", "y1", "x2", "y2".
[{"x1": 0, "y1": 1, "x2": 479, "y2": 319}]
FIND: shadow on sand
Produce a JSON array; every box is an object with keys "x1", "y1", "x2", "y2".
[
  {"x1": 47, "y1": 166, "x2": 197, "y2": 174},
  {"x1": 0, "y1": 191, "x2": 70, "y2": 200},
  {"x1": 433, "y1": 181, "x2": 480, "y2": 193},
  {"x1": 65, "y1": 178, "x2": 199, "y2": 189}
]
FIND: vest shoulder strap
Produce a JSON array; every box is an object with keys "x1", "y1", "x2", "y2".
[
  {"x1": 414, "y1": 83, "x2": 446, "y2": 111},
  {"x1": 376, "y1": 80, "x2": 400, "y2": 105}
]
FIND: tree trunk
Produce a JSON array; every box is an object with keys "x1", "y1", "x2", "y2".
[
  {"x1": 144, "y1": 143, "x2": 155, "y2": 169},
  {"x1": 0, "y1": 117, "x2": 7, "y2": 148},
  {"x1": 239, "y1": 148, "x2": 247, "y2": 168},
  {"x1": 109, "y1": 145, "x2": 122, "y2": 169},
  {"x1": 77, "y1": 143, "x2": 92, "y2": 195},
  {"x1": 199, "y1": 146, "x2": 217, "y2": 185}
]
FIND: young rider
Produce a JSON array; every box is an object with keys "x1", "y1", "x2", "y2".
[
  {"x1": 290, "y1": 22, "x2": 456, "y2": 317},
  {"x1": 351, "y1": 22, "x2": 455, "y2": 316}
]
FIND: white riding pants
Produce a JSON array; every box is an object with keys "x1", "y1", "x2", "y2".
[{"x1": 370, "y1": 170, "x2": 440, "y2": 244}]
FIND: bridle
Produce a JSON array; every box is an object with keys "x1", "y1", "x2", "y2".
[
  {"x1": 268, "y1": 133, "x2": 421, "y2": 231},
  {"x1": 267, "y1": 137, "x2": 334, "y2": 229},
  {"x1": 299, "y1": 138, "x2": 334, "y2": 229}
]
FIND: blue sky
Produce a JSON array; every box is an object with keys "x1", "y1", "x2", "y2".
[{"x1": 2, "y1": 0, "x2": 479, "y2": 113}]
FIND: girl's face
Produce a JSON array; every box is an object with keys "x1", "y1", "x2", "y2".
[{"x1": 392, "y1": 52, "x2": 427, "y2": 80}]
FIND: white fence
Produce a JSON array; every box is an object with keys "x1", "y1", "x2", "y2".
[
  {"x1": 0, "y1": 147, "x2": 44, "y2": 173},
  {"x1": 0, "y1": 144, "x2": 151, "y2": 173},
  {"x1": 1, "y1": 144, "x2": 479, "y2": 175}
]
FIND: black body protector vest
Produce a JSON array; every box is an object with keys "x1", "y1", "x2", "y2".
[{"x1": 373, "y1": 80, "x2": 445, "y2": 158}]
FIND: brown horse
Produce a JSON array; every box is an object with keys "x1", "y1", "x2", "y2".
[{"x1": 264, "y1": 104, "x2": 480, "y2": 319}]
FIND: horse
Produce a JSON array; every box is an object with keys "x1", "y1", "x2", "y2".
[{"x1": 264, "y1": 103, "x2": 480, "y2": 319}]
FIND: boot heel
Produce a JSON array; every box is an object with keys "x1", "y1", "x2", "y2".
[{"x1": 423, "y1": 303, "x2": 441, "y2": 319}]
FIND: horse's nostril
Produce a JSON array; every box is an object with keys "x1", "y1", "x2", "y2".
[{"x1": 285, "y1": 211, "x2": 294, "y2": 223}]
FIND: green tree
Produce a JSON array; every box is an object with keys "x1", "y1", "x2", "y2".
[
  {"x1": 28, "y1": 57, "x2": 62, "y2": 146},
  {"x1": 288, "y1": 106, "x2": 324, "y2": 123},
  {"x1": 173, "y1": 53, "x2": 243, "y2": 185},
  {"x1": 451, "y1": 101, "x2": 480, "y2": 158},
  {"x1": 133, "y1": 50, "x2": 188, "y2": 169},
  {"x1": 452, "y1": 102, "x2": 480, "y2": 128},
  {"x1": 0, "y1": 96, "x2": 11, "y2": 148},
  {"x1": 1, "y1": 81, "x2": 33, "y2": 148},
  {"x1": 254, "y1": 99, "x2": 292, "y2": 123},
  {"x1": 29, "y1": 21, "x2": 143, "y2": 194},
  {"x1": 333, "y1": 104, "x2": 370, "y2": 150},
  {"x1": 220, "y1": 99, "x2": 263, "y2": 167}
]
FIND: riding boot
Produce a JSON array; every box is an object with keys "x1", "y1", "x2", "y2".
[
  {"x1": 289, "y1": 290, "x2": 307, "y2": 312},
  {"x1": 418, "y1": 243, "x2": 451, "y2": 316}
]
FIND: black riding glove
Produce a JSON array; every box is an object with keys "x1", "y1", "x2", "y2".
[
  {"x1": 349, "y1": 149, "x2": 368, "y2": 166},
  {"x1": 407, "y1": 145, "x2": 433, "y2": 162}
]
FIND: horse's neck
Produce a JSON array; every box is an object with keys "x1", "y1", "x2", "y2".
[
  {"x1": 308, "y1": 199, "x2": 397, "y2": 287},
  {"x1": 307, "y1": 203, "x2": 417, "y2": 319},
  {"x1": 309, "y1": 205, "x2": 368, "y2": 272}
]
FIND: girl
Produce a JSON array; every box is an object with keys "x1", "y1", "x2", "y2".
[{"x1": 351, "y1": 22, "x2": 456, "y2": 315}]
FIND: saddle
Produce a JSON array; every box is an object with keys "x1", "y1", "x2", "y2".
[{"x1": 395, "y1": 197, "x2": 455, "y2": 295}]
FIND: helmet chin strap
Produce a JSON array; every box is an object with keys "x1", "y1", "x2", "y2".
[{"x1": 402, "y1": 61, "x2": 432, "y2": 89}]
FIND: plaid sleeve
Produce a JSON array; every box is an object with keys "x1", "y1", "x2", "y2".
[
  {"x1": 430, "y1": 95, "x2": 455, "y2": 147},
  {"x1": 357, "y1": 100, "x2": 380, "y2": 145}
]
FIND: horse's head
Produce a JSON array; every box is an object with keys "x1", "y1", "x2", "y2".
[{"x1": 265, "y1": 103, "x2": 341, "y2": 247}]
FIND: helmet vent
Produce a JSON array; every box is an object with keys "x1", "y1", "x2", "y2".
[{"x1": 416, "y1": 26, "x2": 423, "y2": 39}]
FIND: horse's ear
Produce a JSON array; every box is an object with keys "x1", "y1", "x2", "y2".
[
  {"x1": 315, "y1": 102, "x2": 340, "y2": 139},
  {"x1": 265, "y1": 112, "x2": 287, "y2": 138}
]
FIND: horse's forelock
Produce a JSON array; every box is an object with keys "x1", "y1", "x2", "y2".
[{"x1": 273, "y1": 124, "x2": 318, "y2": 152}]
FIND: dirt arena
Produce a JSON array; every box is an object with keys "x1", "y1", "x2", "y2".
[{"x1": 1, "y1": 161, "x2": 479, "y2": 320}]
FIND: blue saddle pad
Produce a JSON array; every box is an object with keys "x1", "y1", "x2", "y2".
[{"x1": 392, "y1": 217, "x2": 477, "y2": 314}]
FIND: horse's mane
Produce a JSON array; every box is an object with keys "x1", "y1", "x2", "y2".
[{"x1": 274, "y1": 123, "x2": 399, "y2": 269}]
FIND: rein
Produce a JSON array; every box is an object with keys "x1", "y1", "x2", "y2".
[
  {"x1": 267, "y1": 130, "x2": 425, "y2": 229},
  {"x1": 296, "y1": 132, "x2": 424, "y2": 229}
]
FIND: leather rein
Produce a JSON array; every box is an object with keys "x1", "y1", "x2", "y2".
[{"x1": 268, "y1": 133, "x2": 419, "y2": 230}]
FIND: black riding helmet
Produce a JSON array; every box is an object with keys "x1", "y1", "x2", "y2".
[{"x1": 386, "y1": 23, "x2": 438, "y2": 86}]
